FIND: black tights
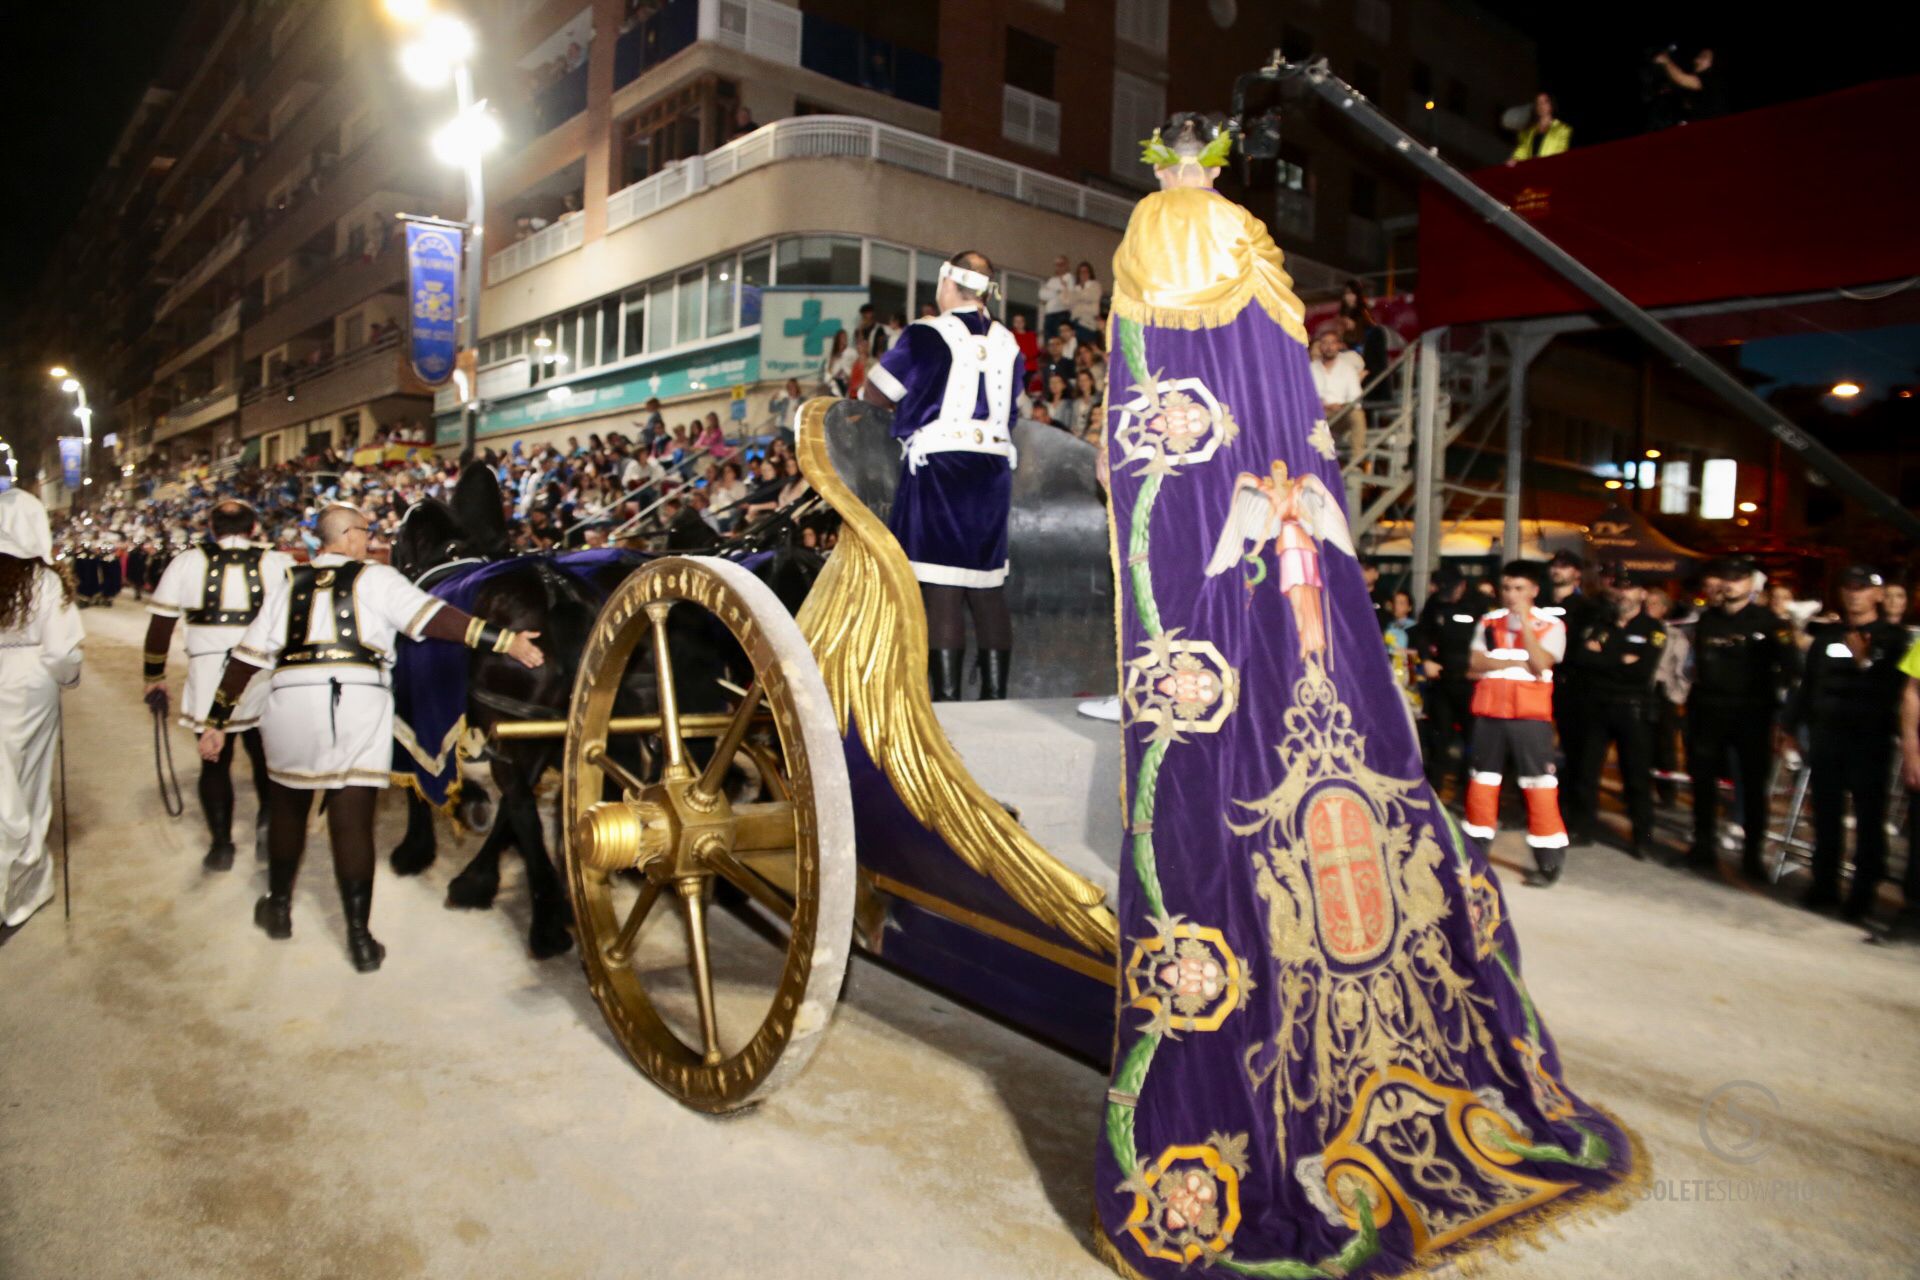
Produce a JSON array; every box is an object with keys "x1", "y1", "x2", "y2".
[
  {"x1": 923, "y1": 585, "x2": 1012, "y2": 652},
  {"x1": 199, "y1": 729, "x2": 269, "y2": 841},
  {"x1": 266, "y1": 783, "x2": 379, "y2": 899}
]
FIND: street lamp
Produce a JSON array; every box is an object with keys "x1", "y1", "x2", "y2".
[
  {"x1": 394, "y1": 7, "x2": 495, "y2": 462},
  {"x1": 48, "y1": 367, "x2": 93, "y2": 501}
]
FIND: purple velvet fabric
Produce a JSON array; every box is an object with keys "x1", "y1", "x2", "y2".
[{"x1": 1092, "y1": 290, "x2": 1631, "y2": 1277}]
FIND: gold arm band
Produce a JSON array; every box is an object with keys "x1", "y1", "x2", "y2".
[
  {"x1": 464, "y1": 616, "x2": 485, "y2": 648},
  {"x1": 144, "y1": 649, "x2": 169, "y2": 663},
  {"x1": 493, "y1": 628, "x2": 517, "y2": 653}
]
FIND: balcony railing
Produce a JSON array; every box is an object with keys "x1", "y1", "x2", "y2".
[
  {"x1": 712, "y1": 0, "x2": 800, "y2": 67},
  {"x1": 154, "y1": 298, "x2": 246, "y2": 383},
  {"x1": 486, "y1": 210, "x2": 586, "y2": 285},
  {"x1": 155, "y1": 220, "x2": 249, "y2": 322},
  {"x1": 241, "y1": 332, "x2": 419, "y2": 436},
  {"x1": 602, "y1": 115, "x2": 1135, "y2": 244},
  {"x1": 156, "y1": 156, "x2": 246, "y2": 262},
  {"x1": 159, "y1": 384, "x2": 241, "y2": 439}
]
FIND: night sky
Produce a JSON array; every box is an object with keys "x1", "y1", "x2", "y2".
[{"x1": 0, "y1": 0, "x2": 187, "y2": 321}]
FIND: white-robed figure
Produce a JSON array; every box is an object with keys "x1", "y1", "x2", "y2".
[
  {"x1": 0, "y1": 489, "x2": 83, "y2": 930},
  {"x1": 142, "y1": 500, "x2": 294, "y2": 870},
  {"x1": 861, "y1": 249, "x2": 1023, "y2": 701},
  {"x1": 198, "y1": 504, "x2": 545, "y2": 972}
]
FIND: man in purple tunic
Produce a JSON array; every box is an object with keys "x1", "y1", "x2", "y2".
[{"x1": 861, "y1": 251, "x2": 1023, "y2": 701}]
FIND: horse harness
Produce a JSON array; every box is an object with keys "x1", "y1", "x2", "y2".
[{"x1": 185, "y1": 542, "x2": 266, "y2": 626}]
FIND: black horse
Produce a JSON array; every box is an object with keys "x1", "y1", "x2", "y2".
[{"x1": 387, "y1": 466, "x2": 821, "y2": 959}]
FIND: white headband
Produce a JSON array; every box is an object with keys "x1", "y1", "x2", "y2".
[{"x1": 938, "y1": 261, "x2": 993, "y2": 295}]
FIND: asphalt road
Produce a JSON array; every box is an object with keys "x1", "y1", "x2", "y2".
[{"x1": 2, "y1": 600, "x2": 1916, "y2": 1279}]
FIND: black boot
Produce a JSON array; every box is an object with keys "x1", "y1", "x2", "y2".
[
  {"x1": 977, "y1": 650, "x2": 1011, "y2": 701},
  {"x1": 928, "y1": 649, "x2": 964, "y2": 703},
  {"x1": 253, "y1": 894, "x2": 292, "y2": 939},
  {"x1": 339, "y1": 880, "x2": 386, "y2": 973},
  {"x1": 203, "y1": 795, "x2": 236, "y2": 872},
  {"x1": 1527, "y1": 847, "x2": 1566, "y2": 887}
]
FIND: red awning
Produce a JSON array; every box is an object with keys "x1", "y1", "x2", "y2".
[{"x1": 1417, "y1": 78, "x2": 1920, "y2": 330}]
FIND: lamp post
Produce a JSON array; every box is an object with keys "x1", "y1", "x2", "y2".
[
  {"x1": 394, "y1": 8, "x2": 498, "y2": 463},
  {"x1": 48, "y1": 366, "x2": 94, "y2": 502}
]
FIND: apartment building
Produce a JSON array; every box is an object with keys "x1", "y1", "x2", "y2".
[
  {"x1": 440, "y1": 0, "x2": 1536, "y2": 449},
  {"x1": 31, "y1": 0, "x2": 458, "y2": 479}
]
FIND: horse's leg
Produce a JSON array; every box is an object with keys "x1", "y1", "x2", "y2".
[
  {"x1": 445, "y1": 817, "x2": 508, "y2": 910},
  {"x1": 500, "y1": 747, "x2": 574, "y2": 960},
  {"x1": 389, "y1": 791, "x2": 439, "y2": 876}
]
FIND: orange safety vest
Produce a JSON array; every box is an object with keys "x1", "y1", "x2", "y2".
[{"x1": 1470, "y1": 612, "x2": 1559, "y2": 721}]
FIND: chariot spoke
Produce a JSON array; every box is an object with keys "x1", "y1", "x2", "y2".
[
  {"x1": 695, "y1": 684, "x2": 765, "y2": 801},
  {"x1": 744, "y1": 743, "x2": 790, "y2": 802},
  {"x1": 605, "y1": 881, "x2": 662, "y2": 963},
  {"x1": 646, "y1": 602, "x2": 690, "y2": 777},
  {"x1": 678, "y1": 880, "x2": 725, "y2": 1065},
  {"x1": 706, "y1": 847, "x2": 797, "y2": 923},
  {"x1": 585, "y1": 742, "x2": 650, "y2": 796}
]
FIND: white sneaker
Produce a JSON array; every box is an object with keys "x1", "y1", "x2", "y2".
[{"x1": 1076, "y1": 695, "x2": 1122, "y2": 723}]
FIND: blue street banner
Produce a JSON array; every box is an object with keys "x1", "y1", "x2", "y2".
[
  {"x1": 758, "y1": 286, "x2": 867, "y2": 383},
  {"x1": 57, "y1": 436, "x2": 84, "y2": 490},
  {"x1": 406, "y1": 222, "x2": 463, "y2": 385}
]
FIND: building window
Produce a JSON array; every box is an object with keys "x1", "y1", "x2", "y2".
[
  {"x1": 1002, "y1": 84, "x2": 1061, "y2": 154},
  {"x1": 622, "y1": 290, "x2": 648, "y2": 358},
  {"x1": 1700, "y1": 458, "x2": 1738, "y2": 519},
  {"x1": 740, "y1": 246, "x2": 771, "y2": 327},
  {"x1": 676, "y1": 267, "x2": 704, "y2": 344},
  {"x1": 705, "y1": 255, "x2": 736, "y2": 338},
  {"x1": 1111, "y1": 71, "x2": 1167, "y2": 178},
  {"x1": 1004, "y1": 28, "x2": 1055, "y2": 99},
  {"x1": 648, "y1": 282, "x2": 675, "y2": 353},
  {"x1": 618, "y1": 81, "x2": 715, "y2": 188},
  {"x1": 343, "y1": 312, "x2": 365, "y2": 351},
  {"x1": 600, "y1": 297, "x2": 621, "y2": 365},
  {"x1": 869, "y1": 243, "x2": 911, "y2": 331},
  {"x1": 776, "y1": 235, "x2": 862, "y2": 286},
  {"x1": 1355, "y1": 0, "x2": 1390, "y2": 43},
  {"x1": 913, "y1": 250, "x2": 943, "y2": 318},
  {"x1": 1115, "y1": 0, "x2": 1168, "y2": 54},
  {"x1": 1002, "y1": 272, "x2": 1041, "y2": 332}
]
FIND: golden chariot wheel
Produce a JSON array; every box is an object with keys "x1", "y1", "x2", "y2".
[{"x1": 562, "y1": 556, "x2": 855, "y2": 1113}]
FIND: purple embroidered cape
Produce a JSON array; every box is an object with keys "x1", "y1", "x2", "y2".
[{"x1": 1092, "y1": 187, "x2": 1634, "y2": 1279}]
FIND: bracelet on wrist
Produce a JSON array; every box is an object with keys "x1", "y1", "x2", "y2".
[
  {"x1": 465, "y1": 617, "x2": 517, "y2": 654},
  {"x1": 143, "y1": 650, "x2": 168, "y2": 681},
  {"x1": 205, "y1": 688, "x2": 237, "y2": 730}
]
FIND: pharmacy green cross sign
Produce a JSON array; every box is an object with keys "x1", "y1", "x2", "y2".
[
  {"x1": 759, "y1": 286, "x2": 867, "y2": 383},
  {"x1": 783, "y1": 298, "x2": 843, "y2": 354}
]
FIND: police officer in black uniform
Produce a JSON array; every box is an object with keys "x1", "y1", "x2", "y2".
[
  {"x1": 1688, "y1": 557, "x2": 1790, "y2": 878},
  {"x1": 1542, "y1": 549, "x2": 1597, "y2": 819},
  {"x1": 1566, "y1": 565, "x2": 1665, "y2": 858},
  {"x1": 1414, "y1": 565, "x2": 1479, "y2": 795},
  {"x1": 1781, "y1": 565, "x2": 1907, "y2": 918}
]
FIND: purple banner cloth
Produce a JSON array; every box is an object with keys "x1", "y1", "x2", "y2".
[{"x1": 1092, "y1": 210, "x2": 1631, "y2": 1276}]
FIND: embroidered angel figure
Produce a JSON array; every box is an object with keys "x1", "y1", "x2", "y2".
[{"x1": 1205, "y1": 459, "x2": 1356, "y2": 661}]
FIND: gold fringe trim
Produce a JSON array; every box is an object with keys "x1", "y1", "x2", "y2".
[
  {"x1": 389, "y1": 769, "x2": 475, "y2": 836},
  {"x1": 1110, "y1": 288, "x2": 1309, "y2": 346},
  {"x1": 1089, "y1": 1107, "x2": 1648, "y2": 1280}
]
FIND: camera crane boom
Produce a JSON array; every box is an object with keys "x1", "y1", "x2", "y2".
[{"x1": 1230, "y1": 52, "x2": 1920, "y2": 544}]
